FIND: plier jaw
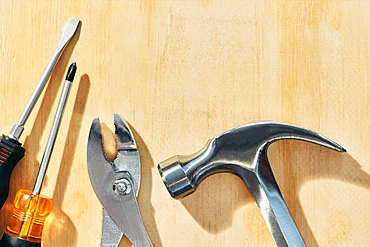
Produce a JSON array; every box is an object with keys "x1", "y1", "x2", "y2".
[
  {"x1": 87, "y1": 115, "x2": 141, "y2": 195},
  {"x1": 87, "y1": 114, "x2": 152, "y2": 247}
]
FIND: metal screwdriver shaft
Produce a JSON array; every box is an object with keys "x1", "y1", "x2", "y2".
[
  {"x1": 32, "y1": 62, "x2": 77, "y2": 195},
  {"x1": 0, "y1": 17, "x2": 80, "y2": 211},
  {"x1": 9, "y1": 17, "x2": 80, "y2": 141},
  {"x1": 0, "y1": 62, "x2": 77, "y2": 247}
]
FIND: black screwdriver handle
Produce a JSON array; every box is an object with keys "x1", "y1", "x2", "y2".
[
  {"x1": 0, "y1": 135, "x2": 25, "y2": 210},
  {"x1": 0, "y1": 233, "x2": 40, "y2": 247}
]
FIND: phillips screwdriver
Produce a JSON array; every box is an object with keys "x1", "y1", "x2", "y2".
[
  {"x1": 0, "y1": 17, "x2": 80, "y2": 210},
  {"x1": 0, "y1": 62, "x2": 77, "y2": 247}
]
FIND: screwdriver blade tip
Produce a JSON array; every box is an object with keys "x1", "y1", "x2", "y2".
[
  {"x1": 69, "y1": 17, "x2": 80, "y2": 27},
  {"x1": 66, "y1": 62, "x2": 77, "y2": 82}
]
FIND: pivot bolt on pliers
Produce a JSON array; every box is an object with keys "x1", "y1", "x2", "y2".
[{"x1": 87, "y1": 114, "x2": 152, "y2": 247}]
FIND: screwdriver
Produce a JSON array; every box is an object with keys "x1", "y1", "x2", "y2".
[
  {"x1": 0, "y1": 62, "x2": 77, "y2": 247},
  {"x1": 0, "y1": 17, "x2": 80, "y2": 210}
]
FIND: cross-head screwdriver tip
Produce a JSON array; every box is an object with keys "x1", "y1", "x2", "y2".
[{"x1": 66, "y1": 62, "x2": 77, "y2": 82}]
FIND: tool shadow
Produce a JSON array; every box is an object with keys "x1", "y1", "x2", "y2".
[
  {"x1": 41, "y1": 74, "x2": 90, "y2": 246},
  {"x1": 101, "y1": 121, "x2": 162, "y2": 247},
  {"x1": 180, "y1": 140, "x2": 370, "y2": 246},
  {"x1": 118, "y1": 124, "x2": 164, "y2": 247},
  {"x1": 0, "y1": 22, "x2": 81, "y2": 233}
]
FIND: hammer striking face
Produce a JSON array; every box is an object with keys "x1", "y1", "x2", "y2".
[{"x1": 157, "y1": 122, "x2": 345, "y2": 247}]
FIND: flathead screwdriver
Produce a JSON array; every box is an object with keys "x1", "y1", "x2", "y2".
[
  {"x1": 0, "y1": 62, "x2": 77, "y2": 247},
  {"x1": 0, "y1": 17, "x2": 80, "y2": 210}
]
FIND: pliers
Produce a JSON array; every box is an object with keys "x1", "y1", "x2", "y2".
[{"x1": 87, "y1": 114, "x2": 152, "y2": 247}]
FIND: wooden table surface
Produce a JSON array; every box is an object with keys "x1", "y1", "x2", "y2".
[{"x1": 0, "y1": 1, "x2": 369, "y2": 246}]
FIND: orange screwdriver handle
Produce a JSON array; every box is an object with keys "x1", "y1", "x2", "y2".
[{"x1": 0, "y1": 189, "x2": 53, "y2": 247}]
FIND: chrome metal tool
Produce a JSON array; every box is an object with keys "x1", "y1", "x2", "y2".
[
  {"x1": 87, "y1": 114, "x2": 152, "y2": 247},
  {"x1": 0, "y1": 62, "x2": 77, "y2": 247},
  {"x1": 0, "y1": 17, "x2": 80, "y2": 210},
  {"x1": 158, "y1": 122, "x2": 346, "y2": 247},
  {"x1": 9, "y1": 16, "x2": 80, "y2": 140}
]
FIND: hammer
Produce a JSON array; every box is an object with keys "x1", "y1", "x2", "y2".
[{"x1": 157, "y1": 122, "x2": 346, "y2": 247}]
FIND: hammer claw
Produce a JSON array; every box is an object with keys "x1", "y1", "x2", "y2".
[
  {"x1": 158, "y1": 121, "x2": 346, "y2": 247},
  {"x1": 216, "y1": 122, "x2": 345, "y2": 154}
]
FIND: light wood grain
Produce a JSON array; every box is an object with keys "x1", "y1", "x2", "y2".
[{"x1": 0, "y1": 1, "x2": 369, "y2": 246}]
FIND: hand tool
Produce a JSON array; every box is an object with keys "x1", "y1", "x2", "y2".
[
  {"x1": 0, "y1": 62, "x2": 77, "y2": 247},
  {"x1": 0, "y1": 17, "x2": 80, "y2": 210},
  {"x1": 158, "y1": 122, "x2": 346, "y2": 247},
  {"x1": 87, "y1": 114, "x2": 152, "y2": 247}
]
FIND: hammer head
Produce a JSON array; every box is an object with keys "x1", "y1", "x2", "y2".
[{"x1": 158, "y1": 121, "x2": 345, "y2": 199}]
